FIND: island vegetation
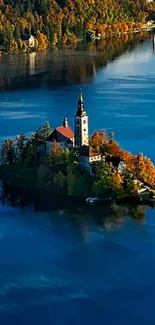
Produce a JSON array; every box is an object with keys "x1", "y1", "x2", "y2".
[
  {"x1": 0, "y1": 0, "x2": 155, "y2": 53},
  {"x1": 0, "y1": 121, "x2": 155, "y2": 208}
]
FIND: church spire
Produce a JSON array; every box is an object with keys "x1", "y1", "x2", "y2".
[
  {"x1": 79, "y1": 88, "x2": 83, "y2": 102},
  {"x1": 63, "y1": 117, "x2": 68, "y2": 128},
  {"x1": 74, "y1": 89, "x2": 89, "y2": 148},
  {"x1": 75, "y1": 89, "x2": 87, "y2": 117}
]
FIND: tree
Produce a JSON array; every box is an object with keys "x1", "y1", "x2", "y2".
[
  {"x1": 14, "y1": 25, "x2": 21, "y2": 42},
  {"x1": 108, "y1": 131, "x2": 115, "y2": 143},
  {"x1": 90, "y1": 130, "x2": 106, "y2": 152},
  {"x1": 51, "y1": 32, "x2": 58, "y2": 46},
  {"x1": 62, "y1": 33, "x2": 67, "y2": 44},
  {"x1": 49, "y1": 142, "x2": 63, "y2": 164},
  {"x1": 35, "y1": 121, "x2": 52, "y2": 140},
  {"x1": 36, "y1": 31, "x2": 49, "y2": 50},
  {"x1": 8, "y1": 38, "x2": 18, "y2": 54},
  {"x1": 24, "y1": 135, "x2": 38, "y2": 165},
  {"x1": 38, "y1": 161, "x2": 53, "y2": 188},
  {"x1": 54, "y1": 171, "x2": 66, "y2": 192},
  {"x1": 16, "y1": 133, "x2": 27, "y2": 161},
  {"x1": 92, "y1": 161, "x2": 123, "y2": 198},
  {"x1": 0, "y1": 138, "x2": 15, "y2": 165},
  {"x1": 67, "y1": 169, "x2": 88, "y2": 196},
  {"x1": 19, "y1": 39, "x2": 28, "y2": 52}
]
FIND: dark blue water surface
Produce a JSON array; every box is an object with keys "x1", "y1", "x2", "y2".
[{"x1": 1, "y1": 36, "x2": 155, "y2": 324}]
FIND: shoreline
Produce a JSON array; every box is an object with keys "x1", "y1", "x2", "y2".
[
  {"x1": 88, "y1": 24, "x2": 155, "y2": 42},
  {"x1": 0, "y1": 24, "x2": 154, "y2": 56},
  {"x1": 1, "y1": 177, "x2": 155, "y2": 212}
]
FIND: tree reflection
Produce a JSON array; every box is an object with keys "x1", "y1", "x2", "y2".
[{"x1": 0, "y1": 32, "x2": 152, "y2": 91}]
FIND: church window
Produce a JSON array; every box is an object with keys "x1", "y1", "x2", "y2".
[
  {"x1": 84, "y1": 129, "x2": 86, "y2": 131},
  {"x1": 83, "y1": 120, "x2": 86, "y2": 124}
]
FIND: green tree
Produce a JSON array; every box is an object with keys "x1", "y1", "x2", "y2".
[
  {"x1": 54, "y1": 171, "x2": 66, "y2": 192},
  {"x1": 35, "y1": 121, "x2": 52, "y2": 140},
  {"x1": 67, "y1": 168, "x2": 89, "y2": 196},
  {"x1": 92, "y1": 161, "x2": 123, "y2": 198},
  {"x1": 0, "y1": 139, "x2": 15, "y2": 165},
  {"x1": 24, "y1": 135, "x2": 38, "y2": 165},
  {"x1": 14, "y1": 25, "x2": 21, "y2": 42},
  {"x1": 16, "y1": 133, "x2": 27, "y2": 161}
]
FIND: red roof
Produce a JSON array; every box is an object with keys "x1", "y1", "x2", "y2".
[
  {"x1": 46, "y1": 125, "x2": 74, "y2": 142},
  {"x1": 55, "y1": 126, "x2": 74, "y2": 139}
]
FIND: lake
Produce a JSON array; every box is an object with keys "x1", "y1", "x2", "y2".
[{"x1": 1, "y1": 34, "x2": 155, "y2": 324}]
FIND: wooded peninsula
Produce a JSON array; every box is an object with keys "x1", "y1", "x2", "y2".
[{"x1": 0, "y1": 0, "x2": 155, "y2": 53}]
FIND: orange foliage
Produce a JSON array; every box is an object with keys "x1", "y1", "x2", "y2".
[
  {"x1": 91, "y1": 130, "x2": 155, "y2": 188},
  {"x1": 90, "y1": 130, "x2": 106, "y2": 151}
]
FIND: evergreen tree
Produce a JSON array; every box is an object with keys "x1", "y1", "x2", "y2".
[{"x1": 35, "y1": 122, "x2": 52, "y2": 140}]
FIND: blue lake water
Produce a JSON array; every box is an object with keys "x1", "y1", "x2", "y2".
[{"x1": 1, "y1": 36, "x2": 155, "y2": 324}]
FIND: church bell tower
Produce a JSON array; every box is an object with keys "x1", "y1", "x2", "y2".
[{"x1": 74, "y1": 89, "x2": 89, "y2": 148}]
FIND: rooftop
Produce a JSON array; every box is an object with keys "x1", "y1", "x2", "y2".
[{"x1": 46, "y1": 126, "x2": 74, "y2": 141}]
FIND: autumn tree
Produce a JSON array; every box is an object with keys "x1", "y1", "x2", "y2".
[
  {"x1": 0, "y1": 0, "x2": 154, "y2": 53},
  {"x1": 8, "y1": 38, "x2": 18, "y2": 54},
  {"x1": 36, "y1": 31, "x2": 49, "y2": 50},
  {"x1": 49, "y1": 142, "x2": 64, "y2": 164},
  {"x1": 90, "y1": 130, "x2": 106, "y2": 152}
]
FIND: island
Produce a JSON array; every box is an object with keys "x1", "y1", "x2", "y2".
[
  {"x1": 0, "y1": 89, "x2": 155, "y2": 210},
  {"x1": 0, "y1": 0, "x2": 155, "y2": 53}
]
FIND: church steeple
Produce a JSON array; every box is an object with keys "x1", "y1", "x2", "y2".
[
  {"x1": 79, "y1": 88, "x2": 83, "y2": 102},
  {"x1": 63, "y1": 117, "x2": 68, "y2": 128},
  {"x1": 74, "y1": 89, "x2": 89, "y2": 148},
  {"x1": 75, "y1": 89, "x2": 87, "y2": 117}
]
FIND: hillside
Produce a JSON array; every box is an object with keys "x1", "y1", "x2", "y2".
[{"x1": 0, "y1": 0, "x2": 155, "y2": 53}]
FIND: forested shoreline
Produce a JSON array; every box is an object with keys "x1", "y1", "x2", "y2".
[{"x1": 0, "y1": 0, "x2": 155, "y2": 53}]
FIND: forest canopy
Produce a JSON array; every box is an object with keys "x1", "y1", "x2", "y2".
[{"x1": 0, "y1": 0, "x2": 155, "y2": 52}]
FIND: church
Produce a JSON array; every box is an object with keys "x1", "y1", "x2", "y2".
[{"x1": 38, "y1": 89, "x2": 102, "y2": 172}]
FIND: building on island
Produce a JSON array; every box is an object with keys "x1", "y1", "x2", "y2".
[
  {"x1": 78, "y1": 145, "x2": 102, "y2": 175},
  {"x1": 37, "y1": 89, "x2": 101, "y2": 172},
  {"x1": 46, "y1": 117, "x2": 74, "y2": 152},
  {"x1": 74, "y1": 89, "x2": 89, "y2": 148},
  {"x1": 74, "y1": 89, "x2": 101, "y2": 173},
  {"x1": 37, "y1": 89, "x2": 125, "y2": 175}
]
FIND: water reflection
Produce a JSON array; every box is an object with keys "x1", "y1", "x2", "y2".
[
  {"x1": 0, "y1": 183, "x2": 147, "y2": 234},
  {"x1": 0, "y1": 33, "x2": 152, "y2": 92}
]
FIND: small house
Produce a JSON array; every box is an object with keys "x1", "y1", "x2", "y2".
[
  {"x1": 106, "y1": 156, "x2": 126, "y2": 173},
  {"x1": 22, "y1": 34, "x2": 35, "y2": 48}
]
